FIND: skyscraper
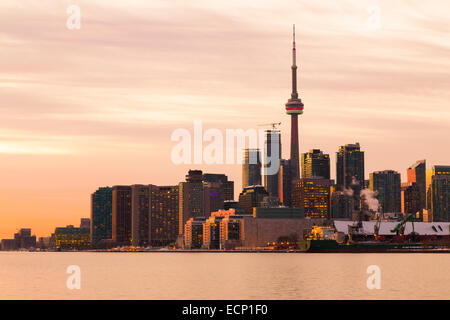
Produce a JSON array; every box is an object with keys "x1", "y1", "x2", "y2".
[
  {"x1": 429, "y1": 175, "x2": 449, "y2": 222},
  {"x1": 112, "y1": 185, "x2": 132, "y2": 246},
  {"x1": 131, "y1": 184, "x2": 151, "y2": 247},
  {"x1": 91, "y1": 187, "x2": 112, "y2": 246},
  {"x1": 301, "y1": 149, "x2": 330, "y2": 179},
  {"x1": 426, "y1": 166, "x2": 450, "y2": 222},
  {"x1": 285, "y1": 25, "x2": 304, "y2": 182},
  {"x1": 292, "y1": 178, "x2": 331, "y2": 219},
  {"x1": 336, "y1": 142, "x2": 365, "y2": 193},
  {"x1": 149, "y1": 185, "x2": 179, "y2": 246},
  {"x1": 242, "y1": 148, "x2": 262, "y2": 189},
  {"x1": 426, "y1": 165, "x2": 450, "y2": 210},
  {"x1": 407, "y1": 160, "x2": 426, "y2": 211},
  {"x1": 369, "y1": 170, "x2": 401, "y2": 213},
  {"x1": 263, "y1": 129, "x2": 281, "y2": 198}
]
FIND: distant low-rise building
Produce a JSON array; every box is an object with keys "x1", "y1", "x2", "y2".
[
  {"x1": 184, "y1": 217, "x2": 206, "y2": 249},
  {"x1": 52, "y1": 225, "x2": 90, "y2": 250}
]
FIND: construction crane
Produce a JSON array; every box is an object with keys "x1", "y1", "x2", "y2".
[
  {"x1": 257, "y1": 122, "x2": 281, "y2": 130},
  {"x1": 390, "y1": 214, "x2": 415, "y2": 236}
]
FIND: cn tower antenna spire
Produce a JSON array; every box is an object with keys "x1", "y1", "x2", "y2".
[
  {"x1": 291, "y1": 24, "x2": 298, "y2": 100},
  {"x1": 293, "y1": 24, "x2": 296, "y2": 50}
]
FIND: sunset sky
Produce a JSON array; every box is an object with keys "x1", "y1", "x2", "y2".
[{"x1": 0, "y1": 0, "x2": 449, "y2": 239}]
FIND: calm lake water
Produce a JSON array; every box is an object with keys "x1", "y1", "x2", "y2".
[{"x1": 0, "y1": 252, "x2": 449, "y2": 299}]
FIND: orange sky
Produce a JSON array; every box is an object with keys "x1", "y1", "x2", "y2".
[{"x1": 0, "y1": 0, "x2": 449, "y2": 239}]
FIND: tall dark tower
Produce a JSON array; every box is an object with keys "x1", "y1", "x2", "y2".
[{"x1": 285, "y1": 25, "x2": 304, "y2": 181}]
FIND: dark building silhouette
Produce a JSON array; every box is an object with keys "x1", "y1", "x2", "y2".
[
  {"x1": 131, "y1": 184, "x2": 151, "y2": 247},
  {"x1": 279, "y1": 159, "x2": 293, "y2": 207},
  {"x1": 263, "y1": 130, "x2": 281, "y2": 198},
  {"x1": 203, "y1": 173, "x2": 234, "y2": 215},
  {"x1": 112, "y1": 185, "x2": 132, "y2": 246},
  {"x1": 331, "y1": 191, "x2": 354, "y2": 219},
  {"x1": 238, "y1": 185, "x2": 269, "y2": 215},
  {"x1": 407, "y1": 160, "x2": 426, "y2": 211},
  {"x1": 370, "y1": 170, "x2": 401, "y2": 213},
  {"x1": 91, "y1": 187, "x2": 112, "y2": 246},
  {"x1": 336, "y1": 142, "x2": 365, "y2": 193},
  {"x1": 401, "y1": 182, "x2": 421, "y2": 217}
]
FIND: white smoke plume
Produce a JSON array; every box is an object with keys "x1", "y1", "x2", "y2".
[
  {"x1": 343, "y1": 188, "x2": 354, "y2": 197},
  {"x1": 360, "y1": 189, "x2": 379, "y2": 212}
]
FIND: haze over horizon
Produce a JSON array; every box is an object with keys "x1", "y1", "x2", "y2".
[{"x1": 0, "y1": 0, "x2": 449, "y2": 239}]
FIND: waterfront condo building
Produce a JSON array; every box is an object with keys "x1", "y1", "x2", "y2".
[
  {"x1": 112, "y1": 185, "x2": 132, "y2": 246},
  {"x1": 131, "y1": 184, "x2": 151, "y2": 247},
  {"x1": 91, "y1": 187, "x2": 113, "y2": 246},
  {"x1": 149, "y1": 185, "x2": 179, "y2": 246},
  {"x1": 184, "y1": 217, "x2": 206, "y2": 249}
]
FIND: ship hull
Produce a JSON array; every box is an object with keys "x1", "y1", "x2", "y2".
[{"x1": 298, "y1": 240, "x2": 423, "y2": 253}]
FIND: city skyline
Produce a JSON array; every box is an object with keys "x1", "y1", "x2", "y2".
[{"x1": 1, "y1": 0, "x2": 449, "y2": 239}]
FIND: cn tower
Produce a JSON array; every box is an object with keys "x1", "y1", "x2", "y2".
[{"x1": 285, "y1": 25, "x2": 304, "y2": 180}]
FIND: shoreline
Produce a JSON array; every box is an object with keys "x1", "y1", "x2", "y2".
[{"x1": 3, "y1": 248, "x2": 450, "y2": 254}]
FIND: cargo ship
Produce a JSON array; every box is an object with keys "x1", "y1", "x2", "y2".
[
  {"x1": 297, "y1": 223, "x2": 424, "y2": 253},
  {"x1": 298, "y1": 238, "x2": 423, "y2": 253}
]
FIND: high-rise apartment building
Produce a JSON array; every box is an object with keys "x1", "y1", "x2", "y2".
[
  {"x1": 131, "y1": 184, "x2": 151, "y2": 247},
  {"x1": 149, "y1": 185, "x2": 179, "y2": 246},
  {"x1": 301, "y1": 149, "x2": 330, "y2": 179},
  {"x1": 91, "y1": 187, "x2": 112, "y2": 246},
  {"x1": 112, "y1": 185, "x2": 132, "y2": 246},
  {"x1": 426, "y1": 166, "x2": 450, "y2": 210},
  {"x1": 369, "y1": 170, "x2": 401, "y2": 213},
  {"x1": 426, "y1": 166, "x2": 450, "y2": 222},
  {"x1": 292, "y1": 178, "x2": 331, "y2": 219}
]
